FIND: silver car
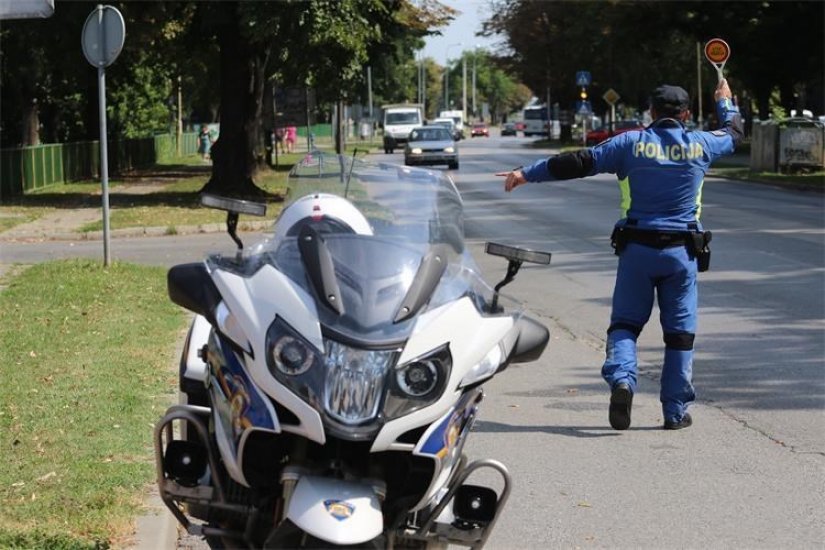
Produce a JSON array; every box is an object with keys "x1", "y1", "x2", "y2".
[{"x1": 403, "y1": 126, "x2": 459, "y2": 170}]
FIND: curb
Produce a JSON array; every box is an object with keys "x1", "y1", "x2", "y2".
[
  {"x1": 0, "y1": 220, "x2": 273, "y2": 243},
  {"x1": 131, "y1": 488, "x2": 178, "y2": 550}
]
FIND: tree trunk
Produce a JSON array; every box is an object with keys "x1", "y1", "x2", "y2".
[
  {"x1": 335, "y1": 99, "x2": 344, "y2": 154},
  {"x1": 200, "y1": 2, "x2": 271, "y2": 199},
  {"x1": 755, "y1": 88, "x2": 771, "y2": 122},
  {"x1": 22, "y1": 98, "x2": 40, "y2": 146}
]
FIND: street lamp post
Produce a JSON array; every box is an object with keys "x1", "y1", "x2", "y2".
[
  {"x1": 462, "y1": 57, "x2": 467, "y2": 123},
  {"x1": 444, "y1": 42, "x2": 462, "y2": 111},
  {"x1": 472, "y1": 54, "x2": 476, "y2": 119},
  {"x1": 472, "y1": 45, "x2": 480, "y2": 119}
]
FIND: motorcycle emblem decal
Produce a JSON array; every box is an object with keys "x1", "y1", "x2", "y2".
[{"x1": 324, "y1": 499, "x2": 355, "y2": 521}]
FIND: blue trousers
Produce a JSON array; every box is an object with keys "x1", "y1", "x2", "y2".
[{"x1": 601, "y1": 242, "x2": 697, "y2": 423}]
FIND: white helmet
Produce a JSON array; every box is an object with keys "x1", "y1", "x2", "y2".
[{"x1": 273, "y1": 193, "x2": 373, "y2": 241}]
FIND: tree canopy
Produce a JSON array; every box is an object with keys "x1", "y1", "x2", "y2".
[
  {"x1": 2, "y1": 0, "x2": 821, "y2": 194},
  {"x1": 482, "y1": 0, "x2": 824, "y2": 121}
]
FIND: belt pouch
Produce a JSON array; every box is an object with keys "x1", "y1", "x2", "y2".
[{"x1": 611, "y1": 227, "x2": 627, "y2": 255}]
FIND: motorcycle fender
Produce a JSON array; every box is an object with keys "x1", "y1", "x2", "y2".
[{"x1": 286, "y1": 476, "x2": 383, "y2": 545}]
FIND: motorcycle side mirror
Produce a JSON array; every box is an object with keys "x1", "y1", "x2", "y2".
[
  {"x1": 485, "y1": 242, "x2": 551, "y2": 265},
  {"x1": 201, "y1": 194, "x2": 267, "y2": 256},
  {"x1": 485, "y1": 242, "x2": 551, "y2": 312}
]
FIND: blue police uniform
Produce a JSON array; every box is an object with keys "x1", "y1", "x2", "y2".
[{"x1": 520, "y1": 86, "x2": 743, "y2": 429}]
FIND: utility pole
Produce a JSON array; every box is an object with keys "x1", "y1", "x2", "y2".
[
  {"x1": 367, "y1": 66, "x2": 373, "y2": 139},
  {"x1": 462, "y1": 56, "x2": 467, "y2": 123},
  {"x1": 696, "y1": 42, "x2": 704, "y2": 127},
  {"x1": 472, "y1": 51, "x2": 477, "y2": 119},
  {"x1": 176, "y1": 76, "x2": 183, "y2": 156}
]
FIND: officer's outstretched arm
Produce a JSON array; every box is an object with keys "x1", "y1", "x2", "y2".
[
  {"x1": 515, "y1": 149, "x2": 595, "y2": 183},
  {"x1": 714, "y1": 79, "x2": 744, "y2": 147}
]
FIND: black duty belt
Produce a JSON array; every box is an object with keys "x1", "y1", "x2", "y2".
[
  {"x1": 616, "y1": 227, "x2": 691, "y2": 248},
  {"x1": 611, "y1": 225, "x2": 712, "y2": 271}
]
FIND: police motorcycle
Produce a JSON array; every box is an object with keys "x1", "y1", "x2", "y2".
[{"x1": 154, "y1": 152, "x2": 551, "y2": 549}]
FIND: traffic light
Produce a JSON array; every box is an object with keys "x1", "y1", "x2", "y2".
[{"x1": 580, "y1": 87, "x2": 588, "y2": 100}]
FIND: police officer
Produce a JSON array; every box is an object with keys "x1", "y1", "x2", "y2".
[{"x1": 497, "y1": 79, "x2": 743, "y2": 430}]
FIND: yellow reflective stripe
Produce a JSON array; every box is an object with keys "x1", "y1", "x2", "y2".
[
  {"x1": 618, "y1": 177, "x2": 631, "y2": 218},
  {"x1": 696, "y1": 179, "x2": 704, "y2": 219}
]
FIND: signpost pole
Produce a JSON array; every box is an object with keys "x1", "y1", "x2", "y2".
[
  {"x1": 82, "y1": 4, "x2": 124, "y2": 268},
  {"x1": 97, "y1": 63, "x2": 111, "y2": 266}
]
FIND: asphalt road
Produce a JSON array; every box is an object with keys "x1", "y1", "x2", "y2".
[
  {"x1": 2, "y1": 134, "x2": 823, "y2": 549},
  {"x1": 436, "y1": 135, "x2": 825, "y2": 548}
]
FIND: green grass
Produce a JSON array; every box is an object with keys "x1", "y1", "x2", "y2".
[
  {"x1": 77, "y1": 163, "x2": 291, "y2": 232},
  {"x1": 707, "y1": 166, "x2": 825, "y2": 189},
  {"x1": 0, "y1": 260, "x2": 187, "y2": 548}
]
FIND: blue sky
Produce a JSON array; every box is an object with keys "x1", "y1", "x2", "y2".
[{"x1": 420, "y1": 0, "x2": 505, "y2": 66}]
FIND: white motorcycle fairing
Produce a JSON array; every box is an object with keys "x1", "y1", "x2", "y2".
[{"x1": 286, "y1": 476, "x2": 384, "y2": 545}]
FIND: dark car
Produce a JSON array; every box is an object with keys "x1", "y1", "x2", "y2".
[
  {"x1": 586, "y1": 119, "x2": 645, "y2": 145},
  {"x1": 470, "y1": 123, "x2": 489, "y2": 138},
  {"x1": 501, "y1": 122, "x2": 517, "y2": 136},
  {"x1": 404, "y1": 126, "x2": 459, "y2": 169}
]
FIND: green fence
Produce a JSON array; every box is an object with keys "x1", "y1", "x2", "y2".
[
  {"x1": 0, "y1": 132, "x2": 198, "y2": 201},
  {"x1": 297, "y1": 124, "x2": 333, "y2": 138}
]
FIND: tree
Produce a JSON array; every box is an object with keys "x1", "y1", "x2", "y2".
[
  {"x1": 455, "y1": 50, "x2": 531, "y2": 123},
  {"x1": 196, "y1": 0, "x2": 455, "y2": 196},
  {"x1": 483, "y1": 1, "x2": 824, "y2": 122}
]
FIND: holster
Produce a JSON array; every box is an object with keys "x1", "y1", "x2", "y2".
[
  {"x1": 610, "y1": 227, "x2": 627, "y2": 256},
  {"x1": 691, "y1": 230, "x2": 713, "y2": 272}
]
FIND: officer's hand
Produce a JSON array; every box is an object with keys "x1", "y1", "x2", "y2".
[
  {"x1": 495, "y1": 170, "x2": 526, "y2": 192},
  {"x1": 714, "y1": 78, "x2": 732, "y2": 102}
]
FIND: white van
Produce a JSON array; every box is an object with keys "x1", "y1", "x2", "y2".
[
  {"x1": 382, "y1": 104, "x2": 424, "y2": 154},
  {"x1": 439, "y1": 110, "x2": 465, "y2": 138}
]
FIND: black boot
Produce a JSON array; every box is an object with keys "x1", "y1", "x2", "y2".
[
  {"x1": 664, "y1": 413, "x2": 692, "y2": 430},
  {"x1": 609, "y1": 383, "x2": 633, "y2": 430}
]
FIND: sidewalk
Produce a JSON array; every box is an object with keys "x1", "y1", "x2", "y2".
[{"x1": 0, "y1": 197, "x2": 270, "y2": 244}]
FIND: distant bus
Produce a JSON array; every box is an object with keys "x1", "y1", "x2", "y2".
[{"x1": 523, "y1": 105, "x2": 549, "y2": 137}]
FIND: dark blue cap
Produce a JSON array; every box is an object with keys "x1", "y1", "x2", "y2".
[{"x1": 651, "y1": 85, "x2": 690, "y2": 114}]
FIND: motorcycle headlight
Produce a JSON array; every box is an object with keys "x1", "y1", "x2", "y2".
[
  {"x1": 266, "y1": 318, "x2": 324, "y2": 388},
  {"x1": 384, "y1": 345, "x2": 451, "y2": 419},
  {"x1": 396, "y1": 360, "x2": 438, "y2": 397},
  {"x1": 459, "y1": 343, "x2": 503, "y2": 388},
  {"x1": 324, "y1": 340, "x2": 395, "y2": 425},
  {"x1": 271, "y1": 334, "x2": 314, "y2": 376},
  {"x1": 266, "y1": 317, "x2": 400, "y2": 439}
]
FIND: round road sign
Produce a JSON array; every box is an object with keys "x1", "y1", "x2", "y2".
[{"x1": 81, "y1": 5, "x2": 125, "y2": 68}]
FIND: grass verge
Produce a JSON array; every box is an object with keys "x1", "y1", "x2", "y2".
[
  {"x1": 78, "y1": 163, "x2": 292, "y2": 233},
  {"x1": 0, "y1": 260, "x2": 187, "y2": 549},
  {"x1": 707, "y1": 165, "x2": 824, "y2": 190}
]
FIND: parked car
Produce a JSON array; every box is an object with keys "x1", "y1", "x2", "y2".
[
  {"x1": 431, "y1": 117, "x2": 462, "y2": 141},
  {"x1": 404, "y1": 125, "x2": 459, "y2": 169},
  {"x1": 470, "y1": 123, "x2": 489, "y2": 138},
  {"x1": 586, "y1": 119, "x2": 645, "y2": 145},
  {"x1": 501, "y1": 122, "x2": 517, "y2": 136}
]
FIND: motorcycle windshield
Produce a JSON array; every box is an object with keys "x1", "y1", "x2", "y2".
[{"x1": 243, "y1": 153, "x2": 496, "y2": 345}]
